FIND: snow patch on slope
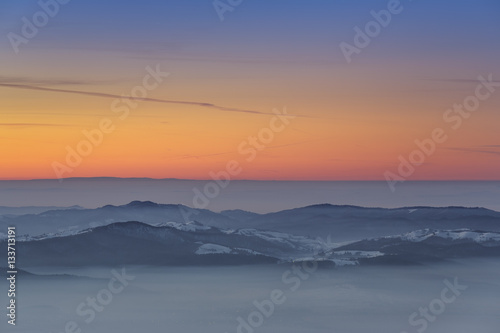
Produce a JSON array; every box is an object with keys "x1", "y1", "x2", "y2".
[
  {"x1": 329, "y1": 259, "x2": 359, "y2": 266},
  {"x1": 18, "y1": 229, "x2": 92, "y2": 242},
  {"x1": 332, "y1": 250, "x2": 384, "y2": 258},
  {"x1": 234, "y1": 229, "x2": 319, "y2": 250},
  {"x1": 234, "y1": 248, "x2": 264, "y2": 256},
  {"x1": 293, "y1": 257, "x2": 359, "y2": 266},
  {"x1": 157, "y1": 221, "x2": 211, "y2": 232},
  {"x1": 394, "y1": 229, "x2": 500, "y2": 243},
  {"x1": 195, "y1": 244, "x2": 232, "y2": 255}
]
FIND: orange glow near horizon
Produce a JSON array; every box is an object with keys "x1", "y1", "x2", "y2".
[{"x1": 1, "y1": 50, "x2": 500, "y2": 181}]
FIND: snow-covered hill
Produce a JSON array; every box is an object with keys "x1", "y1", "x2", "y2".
[
  {"x1": 333, "y1": 229, "x2": 500, "y2": 264},
  {"x1": 3, "y1": 201, "x2": 500, "y2": 242},
  {"x1": 394, "y1": 229, "x2": 500, "y2": 244},
  {"x1": 2, "y1": 201, "x2": 500, "y2": 267}
]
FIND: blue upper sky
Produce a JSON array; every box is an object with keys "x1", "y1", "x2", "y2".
[{"x1": 1, "y1": 0, "x2": 499, "y2": 65}]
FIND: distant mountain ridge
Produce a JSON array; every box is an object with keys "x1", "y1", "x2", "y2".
[
  {"x1": 4, "y1": 221, "x2": 500, "y2": 267},
  {"x1": 8, "y1": 221, "x2": 315, "y2": 267},
  {"x1": 0, "y1": 205, "x2": 84, "y2": 216},
  {"x1": 1, "y1": 200, "x2": 500, "y2": 267},
  {"x1": 2, "y1": 201, "x2": 500, "y2": 242}
]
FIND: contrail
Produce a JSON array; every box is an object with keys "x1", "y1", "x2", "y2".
[{"x1": 0, "y1": 83, "x2": 311, "y2": 117}]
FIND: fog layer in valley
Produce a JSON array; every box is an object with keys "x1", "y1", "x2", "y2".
[{"x1": 1, "y1": 260, "x2": 499, "y2": 333}]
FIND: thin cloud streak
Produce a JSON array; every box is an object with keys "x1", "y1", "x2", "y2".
[
  {"x1": 0, "y1": 83, "x2": 313, "y2": 118},
  {"x1": 423, "y1": 78, "x2": 500, "y2": 84},
  {"x1": 0, "y1": 76, "x2": 113, "y2": 86},
  {"x1": 0, "y1": 123, "x2": 70, "y2": 127},
  {"x1": 447, "y1": 147, "x2": 500, "y2": 157}
]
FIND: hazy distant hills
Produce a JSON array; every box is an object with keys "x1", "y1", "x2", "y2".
[
  {"x1": 2, "y1": 201, "x2": 500, "y2": 267},
  {"x1": 10, "y1": 221, "x2": 303, "y2": 267},
  {"x1": 0, "y1": 205, "x2": 84, "y2": 216},
  {"x1": 5, "y1": 222, "x2": 500, "y2": 267},
  {"x1": 2, "y1": 201, "x2": 500, "y2": 241},
  {"x1": 236, "y1": 204, "x2": 500, "y2": 239},
  {"x1": 330, "y1": 229, "x2": 500, "y2": 265},
  {"x1": 0, "y1": 201, "x2": 236, "y2": 237}
]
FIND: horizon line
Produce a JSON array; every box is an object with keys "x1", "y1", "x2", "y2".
[{"x1": 1, "y1": 177, "x2": 500, "y2": 182}]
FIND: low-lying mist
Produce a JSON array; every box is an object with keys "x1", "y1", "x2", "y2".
[{"x1": 2, "y1": 259, "x2": 499, "y2": 333}]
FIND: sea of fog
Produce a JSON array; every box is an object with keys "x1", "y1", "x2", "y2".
[
  {"x1": 2, "y1": 260, "x2": 499, "y2": 333},
  {"x1": 0, "y1": 179, "x2": 499, "y2": 213}
]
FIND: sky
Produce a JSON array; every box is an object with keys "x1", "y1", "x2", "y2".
[{"x1": 1, "y1": 0, "x2": 499, "y2": 180}]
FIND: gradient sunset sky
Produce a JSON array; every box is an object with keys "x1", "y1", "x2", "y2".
[{"x1": 1, "y1": 0, "x2": 499, "y2": 180}]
